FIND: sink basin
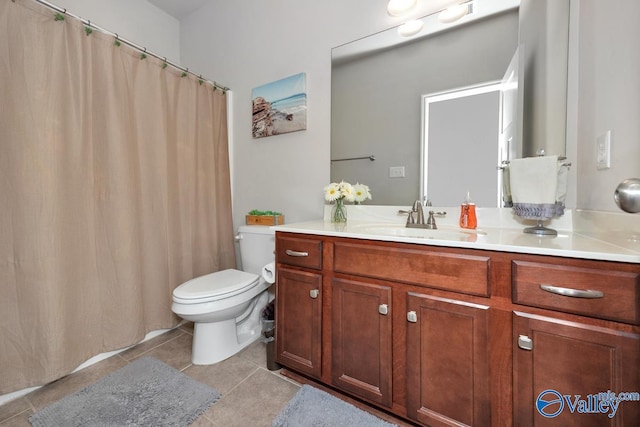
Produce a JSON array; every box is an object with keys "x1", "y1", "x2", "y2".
[{"x1": 356, "y1": 224, "x2": 486, "y2": 241}]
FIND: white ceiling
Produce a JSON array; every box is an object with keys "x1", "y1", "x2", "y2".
[
  {"x1": 148, "y1": 1, "x2": 480, "y2": 22},
  {"x1": 148, "y1": 0, "x2": 209, "y2": 20}
]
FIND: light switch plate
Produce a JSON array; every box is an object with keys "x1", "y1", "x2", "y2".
[
  {"x1": 389, "y1": 166, "x2": 405, "y2": 178},
  {"x1": 596, "y1": 130, "x2": 611, "y2": 170}
]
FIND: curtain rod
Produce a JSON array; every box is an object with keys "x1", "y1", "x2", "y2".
[{"x1": 30, "y1": 0, "x2": 230, "y2": 93}]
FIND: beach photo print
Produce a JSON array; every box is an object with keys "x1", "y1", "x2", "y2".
[{"x1": 252, "y1": 72, "x2": 307, "y2": 138}]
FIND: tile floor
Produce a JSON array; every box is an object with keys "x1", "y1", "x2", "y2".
[
  {"x1": 0, "y1": 323, "x2": 300, "y2": 426},
  {"x1": 0, "y1": 323, "x2": 412, "y2": 427}
]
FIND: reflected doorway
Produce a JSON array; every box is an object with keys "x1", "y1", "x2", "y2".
[{"x1": 421, "y1": 82, "x2": 503, "y2": 207}]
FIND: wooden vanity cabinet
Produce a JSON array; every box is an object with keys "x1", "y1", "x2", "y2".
[
  {"x1": 513, "y1": 312, "x2": 639, "y2": 427},
  {"x1": 274, "y1": 235, "x2": 323, "y2": 379},
  {"x1": 274, "y1": 231, "x2": 640, "y2": 427},
  {"x1": 331, "y1": 277, "x2": 393, "y2": 407},
  {"x1": 511, "y1": 258, "x2": 640, "y2": 426},
  {"x1": 406, "y1": 292, "x2": 491, "y2": 426}
]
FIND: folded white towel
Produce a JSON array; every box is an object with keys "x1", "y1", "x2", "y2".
[
  {"x1": 261, "y1": 261, "x2": 276, "y2": 284},
  {"x1": 510, "y1": 155, "x2": 559, "y2": 205},
  {"x1": 556, "y1": 163, "x2": 569, "y2": 204}
]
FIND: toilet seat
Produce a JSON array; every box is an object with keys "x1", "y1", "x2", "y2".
[{"x1": 172, "y1": 269, "x2": 261, "y2": 304}]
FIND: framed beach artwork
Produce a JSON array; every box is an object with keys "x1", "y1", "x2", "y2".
[{"x1": 252, "y1": 72, "x2": 307, "y2": 138}]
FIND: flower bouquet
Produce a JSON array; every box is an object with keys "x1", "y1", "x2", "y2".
[{"x1": 324, "y1": 181, "x2": 372, "y2": 223}]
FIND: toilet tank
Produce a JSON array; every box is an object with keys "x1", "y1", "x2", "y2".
[{"x1": 237, "y1": 225, "x2": 275, "y2": 276}]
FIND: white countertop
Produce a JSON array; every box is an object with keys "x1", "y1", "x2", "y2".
[{"x1": 272, "y1": 206, "x2": 640, "y2": 264}]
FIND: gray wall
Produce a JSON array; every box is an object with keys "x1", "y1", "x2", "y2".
[
  {"x1": 50, "y1": 0, "x2": 180, "y2": 62},
  {"x1": 519, "y1": 0, "x2": 570, "y2": 158},
  {"x1": 331, "y1": 11, "x2": 519, "y2": 205},
  {"x1": 575, "y1": 0, "x2": 640, "y2": 211}
]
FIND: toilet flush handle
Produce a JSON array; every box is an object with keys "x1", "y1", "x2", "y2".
[{"x1": 234, "y1": 234, "x2": 242, "y2": 241}]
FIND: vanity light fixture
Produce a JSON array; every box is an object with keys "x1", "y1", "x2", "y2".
[
  {"x1": 398, "y1": 19, "x2": 424, "y2": 37},
  {"x1": 438, "y1": 2, "x2": 472, "y2": 24},
  {"x1": 387, "y1": 0, "x2": 417, "y2": 17}
]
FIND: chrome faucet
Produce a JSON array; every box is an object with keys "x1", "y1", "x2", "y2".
[
  {"x1": 398, "y1": 201, "x2": 446, "y2": 229},
  {"x1": 401, "y1": 200, "x2": 426, "y2": 228}
]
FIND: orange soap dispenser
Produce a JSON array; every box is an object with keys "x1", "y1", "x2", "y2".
[{"x1": 459, "y1": 191, "x2": 477, "y2": 229}]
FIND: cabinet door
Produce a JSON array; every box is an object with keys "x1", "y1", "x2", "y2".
[
  {"x1": 331, "y1": 277, "x2": 393, "y2": 407},
  {"x1": 406, "y1": 292, "x2": 491, "y2": 426},
  {"x1": 513, "y1": 312, "x2": 640, "y2": 427},
  {"x1": 275, "y1": 266, "x2": 322, "y2": 378}
]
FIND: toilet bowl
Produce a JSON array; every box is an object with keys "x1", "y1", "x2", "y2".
[{"x1": 171, "y1": 225, "x2": 275, "y2": 365}]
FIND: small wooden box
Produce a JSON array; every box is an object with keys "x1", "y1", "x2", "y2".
[{"x1": 245, "y1": 214, "x2": 284, "y2": 226}]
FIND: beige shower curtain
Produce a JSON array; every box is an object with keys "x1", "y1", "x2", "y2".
[{"x1": 0, "y1": 0, "x2": 236, "y2": 394}]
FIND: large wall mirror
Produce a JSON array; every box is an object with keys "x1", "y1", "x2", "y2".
[{"x1": 331, "y1": 0, "x2": 570, "y2": 206}]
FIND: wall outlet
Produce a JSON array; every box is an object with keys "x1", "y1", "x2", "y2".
[
  {"x1": 596, "y1": 130, "x2": 611, "y2": 170},
  {"x1": 389, "y1": 166, "x2": 405, "y2": 178}
]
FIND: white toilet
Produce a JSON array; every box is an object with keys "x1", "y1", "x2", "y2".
[{"x1": 171, "y1": 225, "x2": 275, "y2": 365}]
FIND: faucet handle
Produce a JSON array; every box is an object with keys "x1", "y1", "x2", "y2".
[{"x1": 398, "y1": 209, "x2": 416, "y2": 225}]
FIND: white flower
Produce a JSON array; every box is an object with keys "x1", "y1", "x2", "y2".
[
  {"x1": 353, "y1": 183, "x2": 372, "y2": 203},
  {"x1": 339, "y1": 181, "x2": 355, "y2": 203},
  {"x1": 324, "y1": 182, "x2": 342, "y2": 202},
  {"x1": 324, "y1": 180, "x2": 370, "y2": 204}
]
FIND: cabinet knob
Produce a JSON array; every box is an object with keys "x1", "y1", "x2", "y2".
[
  {"x1": 378, "y1": 304, "x2": 389, "y2": 315},
  {"x1": 309, "y1": 289, "x2": 319, "y2": 299},
  {"x1": 518, "y1": 334, "x2": 533, "y2": 351},
  {"x1": 407, "y1": 311, "x2": 417, "y2": 323}
]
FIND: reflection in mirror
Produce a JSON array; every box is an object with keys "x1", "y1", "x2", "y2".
[
  {"x1": 331, "y1": 6, "x2": 520, "y2": 205},
  {"x1": 422, "y1": 82, "x2": 504, "y2": 207},
  {"x1": 331, "y1": 0, "x2": 570, "y2": 206},
  {"x1": 423, "y1": 48, "x2": 521, "y2": 207}
]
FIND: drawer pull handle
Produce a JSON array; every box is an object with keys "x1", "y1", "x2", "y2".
[
  {"x1": 407, "y1": 311, "x2": 418, "y2": 323},
  {"x1": 285, "y1": 249, "x2": 309, "y2": 257},
  {"x1": 309, "y1": 289, "x2": 319, "y2": 299},
  {"x1": 540, "y1": 284, "x2": 604, "y2": 299},
  {"x1": 378, "y1": 304, "x2": 389, "y2": 315}
]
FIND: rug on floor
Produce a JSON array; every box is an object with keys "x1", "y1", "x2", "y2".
[
  {"x1": 29, "y1": 356, "x2": 220, "y2": 427},
  {"x1": 271, "y1": 384, "x2": 397, "y2": 427}
]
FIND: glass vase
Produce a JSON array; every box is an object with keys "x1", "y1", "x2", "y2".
[{"x1": 331, "y1": 199, "x2": 348, "y2": 223}]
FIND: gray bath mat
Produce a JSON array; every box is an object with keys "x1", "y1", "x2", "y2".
[
  {"x1": 29, "y1": 356, "x2": 220, "y2": 427},
  {"x1": 271, "y1": 384, "x2": 397, "y2": 427}
]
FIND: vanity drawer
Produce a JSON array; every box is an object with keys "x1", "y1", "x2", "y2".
[
  {"x1": 512, "y1": 260, "x2": 640, "y2": 324},
  {"x1": 333, "y1": 241, "x2": 490, "y2": 297},
  {"x1": 276, "y1": 234, "x2": 322, "y2": 270}
]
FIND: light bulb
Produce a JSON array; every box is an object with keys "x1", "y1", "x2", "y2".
[
  {"x1": 398, "y1": 19, "x2": 424, "y2": 37},
  {"x1": 387, "y1": 0, "x2": 417, "y2": 17},
  {"x1": 438, "y1": 3, "x2": 469, "y2": 24}
]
